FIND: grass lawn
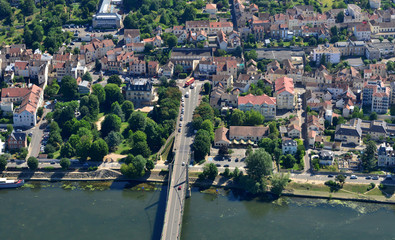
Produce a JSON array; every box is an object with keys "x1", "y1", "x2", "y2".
[
  {"x1": 120, "y1": 122, "x2": 129, "y2": 133},
  {"x1": 286, "y1": 182, "x2": 332, "y2": 192},
  {"x1": 341, "y1": 184, "x2": 370, "y2": 194},
  {"x1": 161, "y1": 136, "x2": 174, "y2": 161},
  {"x1": 115, "y1": 140, "x2": 130, "y2": 155},
  {"x1": 366, "y1": 187, "x2": 384, "y2": 196},
  {"x1": 53, "y1": 149, "x2": 61, "y2": 159}
]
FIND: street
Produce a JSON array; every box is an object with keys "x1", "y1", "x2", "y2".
[{"x1": 161, "y1": 82, "x2": 201, "y2": 240}]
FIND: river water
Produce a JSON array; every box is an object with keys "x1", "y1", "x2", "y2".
[{"x1": 1, "y1": 182, "x2": 395, "y2": 240}]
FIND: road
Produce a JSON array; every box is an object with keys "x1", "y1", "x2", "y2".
[
  {"x1": 27, "y1": 108, "x2": 51, "y2": 158},
  {"x1": 161, "y1": 83, "x2": 201, "y2": 240}
]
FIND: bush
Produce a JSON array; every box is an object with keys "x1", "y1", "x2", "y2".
[
  {"x1": 27, "y1": 157, "x2": 39, "y2": 170},
  {"x1": 88, "y1": 166, "x2": 98, "y2": 171},
  {"x1": 179, "y1": 73, "x2": 187, "y2": 79},
  {"x1": 60, "y1": 158, "x2": 71, "y2": 170},
  {"x1": 368, "y1": 182, "x2": 375, "y2": 191}
]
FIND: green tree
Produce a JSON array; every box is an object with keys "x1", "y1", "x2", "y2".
[
  {"x1": 230, "y1": 109, "x2": 245, "y2": 126},
  {"x1": 122, "y1": 101, "x2": 134, "y2": 120},
  {"x1": 104, "y1": 84, "x2": 123, "y2": 109},
  {"x1": 60, "y1": 142, "x2": 75, "y2": 158},
  {"x1": 203, "y1": 82, "x2": 212, "y2": 95},
  {"x1": 120, "y1": 155, "x2": 147, "y2": 177},
  {"x1": 128, "y1": 111, "x2": 147, "y2": 132},
  {"x1": 101, "y1": 114, "x2": 122, "y2": 137},
  {"x1": 21, "y1": 0, "x2": 36, "y2": 16},
  {"x1": 108, "y1": 75, "x2": 122, "y2": 86},
  {"x1": 166, "y1": 34, "x2": 178, "y2": 48},
  {"x1": 244, "y1": 110, "x2": 264, "y2": 126},
  {"x1": 92, "y1": 84, "x2": 106, "y2": 104},
  {"x1": 308, "y1": 37, "x2": 317, "y2": 46},
  {"x1": 82, "y1": 72, "x2": 92, "y2": 82},
  {"x1": 60, "y1": 158, "x2": 71, "y2": 170},
  {"x1": 111, "y1": 102, "x2": 125, "y2": 121},
  {"x1": 271, "y1": 173, "x2": 290, "y2": 196},
  {"x1": 362, "y1": 141, "x2": 377, "y2": 171},
  {"x1": 0, "y1": 0, "x2": 12, "y2": 21},
  {"x1": 336, "y1": 11, "x2": 344, "y2": 23},
  {"x1": 182, "y1": 4, "x2": 197, "y2": 22},
  {"x1": 60, "y1": 76, "x2": 78, "y2": 100},
  {"x1": 0, "y1": 155, "x2": 8, "y2": 171},
  {"x1": 201, "y1": 163, "x2": 218, "y2": 180},
  {"x1": 76, "y1": 136, "x2": 92, "y2": 162},
  {"x1": 245, "y1": 149, "x2": 273, "y2": 180},
  {"x1": 90, "y1": 139, "x2": 109, "y2": 161},
  {"x1": 201, "y1": 119, "x2": 214, "y2": 141},
  {"x1": 370, "y1": 112, "x2": 378, "y2": 120},
  {"x1": 193, "y1": 129, "x2": 211, "y2": 160},
  {"x1": 105, "y1": 131, "x2": 123, "y2": 152},
  {"x1": 174, "y1": 64, "x2": 183, "y2": 76},
  {"x1": 281, "y1": 154, "x2": 297, "y2": 169},
  {"x1": 146, "y1": 159, "x2": 154, "y2": 171},
  {"x1": 336, "y1": 174, "x2": 346, "y2": 186},
  {"x1": 27, "y1": 156, "x2": 39, "y2": 170}
]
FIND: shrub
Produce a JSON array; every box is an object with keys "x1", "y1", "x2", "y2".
[
  {"x1": 179, "y1": 73, "x2": 187, "y2": 79},
  {"x1": 368, "y1": 182, "x2": 375, "y2": 191}
]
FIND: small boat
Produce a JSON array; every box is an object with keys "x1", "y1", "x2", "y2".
[{"x1": 0, "y1": 178, "x2": 25, "y2": 189}]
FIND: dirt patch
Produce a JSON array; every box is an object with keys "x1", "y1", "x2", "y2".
[
  {"x1": 96, "y1": 115, "x2": 105, "y2": 131},
  {"x1": 104, "y1": 153, "x2": 127, "y2": 162},
  {"x1": 135, "y1": 106, "x2": 153, "y2": 113}
]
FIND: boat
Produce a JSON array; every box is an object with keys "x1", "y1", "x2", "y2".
[{"x1": 0, "y1": 178, "x2": 24, "y2": 189}]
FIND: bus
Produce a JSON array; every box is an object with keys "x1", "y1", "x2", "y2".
[{"x1": 184, "y1": 77, "x2": 195, "y2": 87}]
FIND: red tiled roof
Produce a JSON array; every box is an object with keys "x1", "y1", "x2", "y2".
[
  {"x1": 275, "y1": 76, "x2": 294, "y2": 94},
  {"x1": 238, "y1": 93, "x2": 276, "y2": 106}
]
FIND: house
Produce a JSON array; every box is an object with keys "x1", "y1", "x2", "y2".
[
  {"x1": 287, "y1": 124, "x2": 301, "y2": 138},
  {"x1": 143, "y1": 36, "x2": 162, "y2": 47},
  {"x1": 378, "y1": 143, "x2": 395, "y2": 167},
  {"x1": 282, "y1": 139, "x2": 297, "y2": 155},
  {"x1": 212, "y1": 75, "x2": 233, "y2": 89},
  {"x1": 210, "y1": 83, "x2": 238, "y2": 110},
  {"x1": 217, "y1": 31, "x2": 228, "y2": 50},
  {"x1": 216, "y1": 60, "x2": 238, "y2": 78},
  {"x1": 162, "y1": 61, "x2": 174, "y2": 78},
  {"x1": 228, "y1": 126, "x2": 270, "y2": 143},
  {"x1": 126, "y1": 43, "x2": 145, "y2": 52},
  {"x1": 335, "y1": 118, "x2": 362, "y2": 145},
  {"x1": 147, "y1": 61, "x2": 159, "y2": 76},
  {"x1": 204, "y1": 3, "x2": 217, "y2": 15},
  {"x1": 9, "y1": 85, "x2": 43, "y2": 128},
  {"x1": 353, "y1": 22, "x2": 371, "y2": 41},
  {"x1": 308, "y1": 130, "x2": 317, "y2": 146},
  {"x1": 129, "y1": 58, "x2": 146, "y2": 76},
  {"x1": 312, "y1": 44, "x2": 341, "y2": 65},
  {"x1": 319, "y1": 150, "x2": 334, "y2": 165},
  {"x1": 238, "y1": 93, "x2": 276, "y2": 120},
  {"x1": 275, "y1": 76, "x2": 295, "y2": 110},
  {"x1": 78, "y1": 81, "x2": 91, "y2": 94},
  {"x1": 214, "y1": 127, "x2": 230, "y2": 147},
  {"x1": 122, "y1": 78, "x2": 155, "y2": 106},
  {"x1": 7, "y1": 132, "x2": 27, "y2": 150},
  {"x1": 124, "y1": 29, "x2": 140, "y2": 44}
]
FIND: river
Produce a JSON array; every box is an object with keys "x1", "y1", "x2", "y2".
[{"x1": 1, "y1": 182, "x2": 395, "y2": 240}]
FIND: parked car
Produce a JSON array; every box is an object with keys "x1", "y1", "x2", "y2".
[
  {"x1": 216, "y1": 164, "x2": 221, "y2": 167},
  {"x1": 372, "y1": 176, "x2": 379, "y2": 180},
  {"x1": 235, "y1": 158, "x2": 239, "y2": 162},
  {"x1": 178, "y1": 186, "x2": 181, "y2": 190},
  {"x1": 224, "y1": 164, "x2": 229, "y2": 167},
  {"x1": 365, "y1": 176, "x2": 372, "y2": 180},
  {"x1": 178, "y1": 128, "x2": 181, "y2": 133},
  {"x1": 350, "y1": 175, "x2": 357, "y2": 179},
  {"x1": 182, "y1": 162, "x2": 185, "y2": 166}
]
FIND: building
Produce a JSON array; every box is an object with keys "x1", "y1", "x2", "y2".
[
  {"x1": 228, "y1": 126, "x2": 270, "y2": 142},
  {"x1": 353, "y1": 22, "x2": 371, "y2": 41},
  {"x1": 312, "y1": 44, "x2": 341, "y2": 64},
  {"x1": 238, "y1": 93, "x2": 276, "y2": 120},
  {"x1": 282, "y1": 139, "x2": 297, "y2": 155},
  {"x1": 363, "y1": 80, "x2": 389, "y2": 114},
  {"x1": 214, "y1": 127, "x2": 230, "y2": 147},
  {"x1": 147, "y1": 61, "x2": 159, "y2": 76},
  {"x1": 122, "y1": 78, "x2": 155, "y2": 106},
  {"x1": 124, "y1": 29, "x2": 140, "y2": 44},
  {"x1": 319, "y1": 150, "x2": 334, "y2": 165},
  {"x1": 170, "y1": 48, "x2": 213, "y2": 71},
  {"x1": 369, "y1": 0, "x2": 381, "y2": 8},
  {"x1": 335, "y1": 118, "x2": 362, "y2": 145},
  {"x1": 275, "y1": 76, "x2": 295, "y2": 110},
  {"x1": 92, "y1": 0, "x2": 123, "y2": 29},
  {"x1": 143, "y1": 36, "x2": 162, "y2": 47},
  {"x1": 205, "y1": 3, "x2": 217, "y2": 15},
  {"x1": 162, "y1": 62, "x2": 174, "y2": 78},
  {"x1": 378, "y1": 143, "x2": 395, "y2": 167},
  {"x1": 212, "y1": 75, "x2": 233, "y2": 89},
  {"x1": 7, "y1": 132, "x2": 27, "y2": 150},
  {"x1": 365, "y1": 42, "x2": 395, "y2": 60},
  {"x1": 12, "y1": 85, "x2": 43, "y2": 128},
  {"x1": 209, "y1": 83, "x2": 238, "y2": 110}
]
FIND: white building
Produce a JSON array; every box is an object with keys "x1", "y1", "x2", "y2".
[
  {"x1": 275, "y1": 76, "x2": 295, "y2": 110},
  {"x1": 12, "y1": 85, "x2": 44, "y2": 128},
  {"x1": 282, "y1": 139, "x2": 297, "y2": 155},
  {"x1": 378, "y1": 143, "x2": 395, "y2": 167},
  {"x1": 312, "y1": 44, "x2": 341, "y2": 64}
]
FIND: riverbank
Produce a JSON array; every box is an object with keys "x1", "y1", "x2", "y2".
[{"x1": 0, "y1": 169, "x2": 168, "y2": 183}]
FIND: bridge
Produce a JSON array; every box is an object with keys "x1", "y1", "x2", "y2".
[{"x1": 161, "y1": 83, "x2": 200, "y2": 240}]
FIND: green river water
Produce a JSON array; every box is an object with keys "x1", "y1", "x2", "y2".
[{"x1": 1, "y1": 182, "x2": 395, "y2": 240}]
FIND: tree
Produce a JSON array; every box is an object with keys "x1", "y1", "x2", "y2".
[
  {"x1": 60, "y1": 142, "x2": 75, "y2": 158},
  {"x1": 230, "y1": 109, "x2": 245, "y2": 126},
  {"x1": 146, "y1": 159, "x2": 154, "y2": 171},
  {"x1": 174, "y1": 64, "x2": 183, "y2": 76},
  {"x1": 244, "y1": 110, "x2": 264, "y2": 126},
  {"x1": 271, "y1": 173, "x2": 290, "y2": 196},
  {"x1": 218, "y1": 145, "x2": 229, "y2": 155},
  {"x1": 193, "y1": 129, "x2": 211, "y2": 160},
  {"x1": 245, "y1": 145, "x2": 253, "y2": 157},
  {"x1": 111, "y1": 102, "x2": 125, "y2": 121},
  {"x1": 128, "y1": 111, "x2": 147, "y2": 132},
  {"x1": 182, "y1": 4, "x2": 197, "y2": 22},
  {"x1": 201, "y1": 119, "x2": 214, "y2": 141},
  {"x1": 21, "y1": 0, "x2": 36, "y2": 16},
  {"x1": 120, "y1": 155, "x2": 147, "y2": 177},
  {"x1": 90, "y1": 139, "x2": 109, "y2": 161},
  {"x1": 76, "y1": 136, "x2": 92, "y2": 162},
  {"x1": 203, "y1": 82, "x2": 212, "y2": 95},
  {"x1": 121, "y1": 100, "x2": 134, "y2": 121},
  {"x1": 27, "y1": 157, "x2": 39, "y2": 170},
  {"x1": 308, "y1": 37, "x2": 317, "y2": 46},
  {"x1": 82, "y1": 72, "x2": 92, "y2": 82},
  {"x1": 245, "y1": 149, "x2": 273, "y2": 180},
  {"x1": 101, "y1": 114, "x2": 122, "y2": 137},
  {"x1": 281, "y1": 154, "x2": 297, "y2": 169},
  {"x1": 108, "y1": 75, "x2": 122, "y2": 86},
  {"x1": 245, "y1": 50, "x2": 258, "y2": 61},
  {"x1": 105, "y1": 131, "x2": 123, "y2": 152},
  {"x1": 0, "y1": 155, "x2": 7, "y2": 171},
  {"x1": 0, "y1": 0, "x2": 12, "y2": 21},
  {"x1": 336, "y1": 174, "x2": 346, "y2": 186},
  {"x1": 60, "y1": 76, "x2": 78, "y2": 100},
  {"x1": 370, "y1": 112, "x2": 378, "y2": 120},
  {"x1": 336, "y1": 11, "x2": 344, "y2": 23},
  {"x1": 201, "y1": 163, "x2": 218, "y2": 180},
  {"x1": 166, "y1": 34, "x2": 178, "y2": 48},
  {"x1": 60, "y1": 158, "x2": 71, "y2": 170},
  {"x1": 104, "y1": 84, "x2": 123, "y2": 109},
  {"x1": 131, "y1": 140, "x2": 151, "y2": 158},
  {"x1": 362, "y1": 141, "x2": 377, "y2": 171},
  {"x1": 92, "y1": 84, "x2": 106, "y2": 104}
]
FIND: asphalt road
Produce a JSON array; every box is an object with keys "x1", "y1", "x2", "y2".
[
  {"x1": 161, "y1": 83, "x2": 201, "y2": 240},
  {"x1": 28, "y1": 108, "x2": 51, "y2": 158}
]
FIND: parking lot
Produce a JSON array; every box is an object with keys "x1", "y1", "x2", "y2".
[{"x1": 206, "y1": 147, "x2": 247, "y2": 168}]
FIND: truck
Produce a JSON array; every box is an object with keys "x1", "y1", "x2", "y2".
[{"x1": 184, "y1": 77, "x2": 195, "y2": 87}]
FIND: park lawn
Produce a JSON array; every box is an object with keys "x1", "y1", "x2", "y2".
[
  {"x1": 366, "y1": 187, "x2": 384, "y2": 196},
  {"x1": 286, "y1": 182, "x2": 332, "y2": 193},
  {"x1": 120, "y1": 122, "x2": 129, "y2": 133},
  {"x1": 115, "y1": 140, "x2": 129, "y2": 155},
  {"x1": 341, "y1": 184, "x2": 370, "y2": 194},
  {"x1": 53, "y1": 149, "x2": 61, "y2": 159}
]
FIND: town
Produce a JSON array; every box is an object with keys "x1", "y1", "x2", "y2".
[{"x1": 1, "y1": 0, "x2": 395, "y2": 237}]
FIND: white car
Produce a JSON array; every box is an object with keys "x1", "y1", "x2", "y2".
[{"x1": 182, "y1": 162, "x2": 185, "y2": 166}]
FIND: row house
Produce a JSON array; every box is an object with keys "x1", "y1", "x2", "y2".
[
  {"x1": 126, "y1": 43, "x2": 145, "y2": 53},
  {"x1": 216, "y1": 30, "x2": 241, "y2": 50},
  {"x1": 229, "y1": 126, "x2": 270, "y2": 143},
  {"x1": 216, "y1": 60, "x2": 238, "y2": 79},
  {"x1": 209, "y1": 22, "x2": 234, "y2": 34},
  {"x1": 370, "y1": 21, "x2": 395, "y2": 38},
  {"x1": 267, "y1": 60, "x2": 304, "y2": 83},
  {"x1": 129, "y1": 58, "x2": 146, "y2": 76},
  {"x1": 7, "y1": 132, "x2": 27, "y2": 150},
  {"x1": 333, "y1": 66, "x2": 363, "y2": 89},
  {"x1": 53, "y1": 61, "x2": 87, "y2": 80},
  {"x1": 238, "y1": 93, "x2": 277, "y2": 120},
  {"x1": 187, "y1": 30, "x2": 208, "y2": 43},
  {"x1": 334, "y1": 40, "x2": 365, "y2": 57},
  {"x1": 364, "y1": 63, "x2": 387, "y2": 79},
  {"x1": 147, "y1": 61, "x2": 159, "y2": 77},
  {"x1": 365, "y1": 41, "x2": 395, "y2": 60},
  {"x1": 302, "y1": 65, "x2": 332, "y2": 86},
  {"x1": 80, "y1": 39, "x2": 115, "y2": 63},
  {"x1": 143, "y1": 36, "x2": 162, "y2": 47},
  {"x1": 170, "y1": 48, "x2": 213, "y2": 71},
  {"x1": 162, "y1": 62, "x2": 174, "y2": 78},
  {"x1": 212, "y1": 75, "x2": 233, "y2": 89}
]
